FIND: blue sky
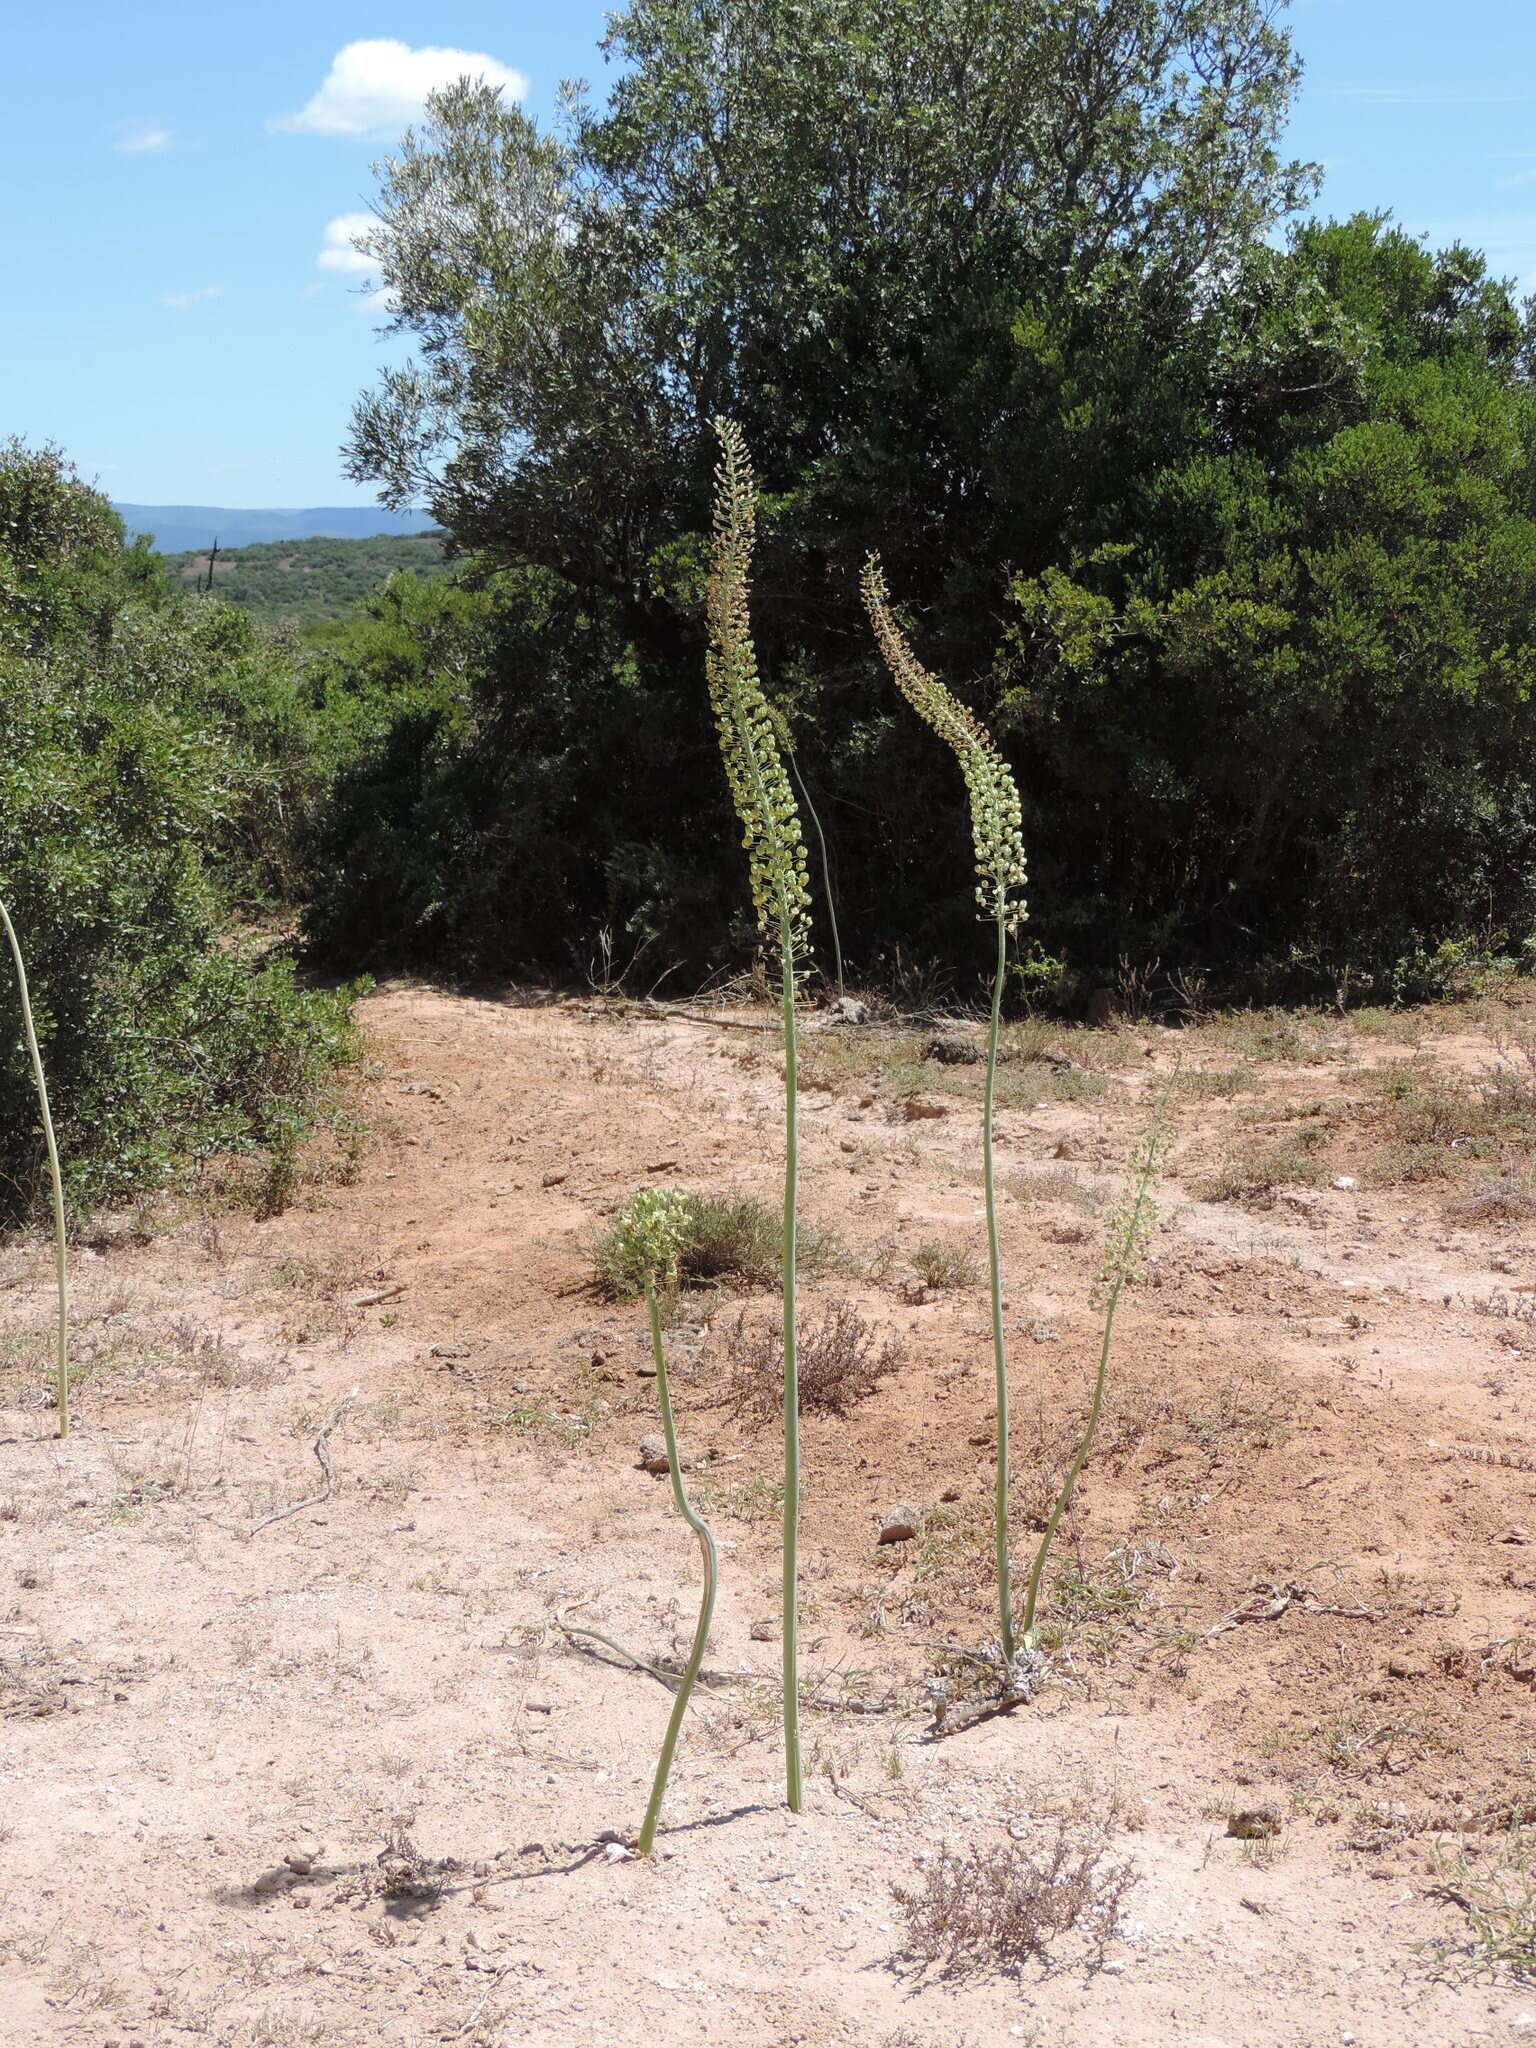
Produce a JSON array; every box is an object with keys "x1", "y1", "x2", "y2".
[{"x1": 3, "y1": 1, "x2": 1533, "y2": 509}]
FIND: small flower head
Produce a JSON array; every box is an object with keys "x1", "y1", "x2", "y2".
[
  {"x1": 1092, "y1": 1117, "x2": 1169, "y2": 1307},
  {"x1": 861, "y1": 555, "x2": 1027, "y2": 933},
  {"x1": 706, "y1": 420, "x2": 813, "y2": 973},
  {"x1": 609, "y1": 1185, "x2": 698, "y2": 1297}
]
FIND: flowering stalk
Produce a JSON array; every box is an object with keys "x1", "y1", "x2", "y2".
[
  {"x1": 707, "y1": 420, "x2": 813, "y2": 1810},
  {"x1": 0, "y1": 896, "x2": 69, "y2": 1439},
  {"x1": 618, "y1": 1188, "x2": 721, "y2": 1854},
  {"x1": 1020, "y1": 1081, "x2": 1171, "y2": 1641},
  {"x1": 861, "y1": 558, "x2": 1026, "y2": 1666}
]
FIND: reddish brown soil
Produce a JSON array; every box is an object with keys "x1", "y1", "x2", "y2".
[{"x1": 3, "y1": 983, "x2": 1535, "y2": 2046}]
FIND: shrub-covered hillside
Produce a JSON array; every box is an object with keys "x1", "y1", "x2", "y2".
[{"x1": 159, "y1": 531, "x2": 448, "y2": 626}]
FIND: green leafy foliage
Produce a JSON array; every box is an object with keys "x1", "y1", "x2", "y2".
[
  {"x1": 158, "y1": 532, "x2": 449, "y2": 627},
  {"x1": 0, "y1": 443, "x2": 361, "y2": 1222},
  {"x1": 309, "y1": 8, "x2": 1536, "y2": 1002}
]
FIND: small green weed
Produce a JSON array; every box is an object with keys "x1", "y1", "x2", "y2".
[
  {"x1": 595, "y1": 1190, "x2": 845, "y2": 1298},
  {"x1": 911, "y1": 1240, "x2": 979, "y2": 1290},
  {"x1": 1429, "y1": 1827, "x2": 1536, "y2": 1983}
]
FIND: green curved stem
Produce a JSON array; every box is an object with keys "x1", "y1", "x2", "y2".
[
  {"x1": 0, "y1": 897, "x2": 68, "y2": 1439},
  {"x1": 1019, "y1": 1274, "x2": 1120, "y2": 1642},
  {"x1": 788, "y1": 752, "x2": 843, "y2": 999},
  {"x1": 1020, "y1": 1086, "x2": 1169, "y2": 1640},
  {"x1": 637, "y1": 1280, "x2": 719, "y2": 1854},
  {"x1": 726, "y1": 693, "x2": 804, "y2": 1814},
  {"x1": 780, "y1": 926, "x2": 803, "y2": 1811},
  {"x1": 982, "y1": 912, "x2": 1015, "y2": 1665}
]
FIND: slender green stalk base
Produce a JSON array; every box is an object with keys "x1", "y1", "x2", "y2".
[
  {"x1": 1020, "y1": 1083, "x2": 1170, "y2": 1640},
  {"x1": 780, "y1": 935, "x2": 803, "y2": 1811},
  {"x1": 0, "y1": 898, "x2": 68, "y2": 1439},
  {"x1": 637, "y1": 1281, "x2": 719, "y2": 1855},
  {"x1": 1020, "y1": 1287, "x2": 1118, "y2": 1641},
  {"x1": 982, "y1": 914, "x2": 1015, "y2": 1666},
  {"x1": 789, "y1": 753, "x2": 843, "y2": 999}
]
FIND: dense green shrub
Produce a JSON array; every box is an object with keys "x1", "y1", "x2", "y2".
[
  {"x1": 0, "y1": 444, "x2": 361, "y2": 1222},
  {"x1": 304, "y1": 2, "x2": 1536, "y2": 1005}
]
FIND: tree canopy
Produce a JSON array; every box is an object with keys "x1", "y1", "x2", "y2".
[{"x1": 318, "y1": 1, "x2": 1536, "y2": 1002}]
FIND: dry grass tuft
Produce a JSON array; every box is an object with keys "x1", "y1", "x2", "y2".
[
  {"x1": 724, "y1": 1298, "x2": 904, "y2": 1418},
  {"x1": 892, "y1": 1819, "x2": 1138, "y2": 1975},
  {"x1": 1430, "y1": 1827, "x2": 1536, "y2": 1983},
  {"x1": 1446, "y1": 1175, "x2": 1536, "y2": 1225},
  {"x1": 910, "y1": 1240, "x2": 979, "y2": 1290}
]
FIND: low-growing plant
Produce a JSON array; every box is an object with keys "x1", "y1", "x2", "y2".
[
  {"x1": 706, "y1": 421, "x2": 814, "y2": 1811},
  {"x1": 1192, "y1": 1130, "x2": 1328, "y2": 1206},
  {"x1": 1429, "y1": 1827, "x2": 1536, "y2": 1983},
  {"x1": 863, "y1": 556, "x2": 1027, "y2": 1675},
  {"x1": 1447, "y1": 1174, "x2": 1536, "y2": 1225},
  {"x1": 611, "y1": 1188, "x2": 720, "y2": 1856},
  {"x1": 910, "y1": 1240, "x2": 980, "y2": 1291},
  {"x1": 0, "y1": 897, "x2": 68, "y2": 1435},
  {"x1": 723, "y1": 1299, "x2": 904, "y2": 1418},
  {"x1": 595, "y1": 1190, "x2": 844, "y2": 1298},
  {"x1": 892, "y1": 1821, "x2": 1138, "y2": 1975}
]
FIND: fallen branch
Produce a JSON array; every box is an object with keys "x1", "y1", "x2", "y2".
[
  {"x1": 350, "y1": 1283, "x2": 405, "y2": 1309},
  {"x1": 248, "y1": 1393, "x2": 354, "y2": 1536}
]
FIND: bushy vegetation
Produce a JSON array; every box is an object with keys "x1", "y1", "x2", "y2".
[
  {"x1": 297, "y1": 0, "x2": 1536, "y2": 1005},
  {"x1": 159, "y1": 531, "x2": 448, "y2": 626},
  {"x1": 0, "y1": 441, "x2": 361, "y2": 1222}
]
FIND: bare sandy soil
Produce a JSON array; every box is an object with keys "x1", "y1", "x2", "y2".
[{"x1": 4, "y1": 981, "x2": 1536, "y2": 2048}]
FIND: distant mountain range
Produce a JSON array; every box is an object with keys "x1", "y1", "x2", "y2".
[{"x1": 114, "y1": 503, "x2": 430, "y2": 555}]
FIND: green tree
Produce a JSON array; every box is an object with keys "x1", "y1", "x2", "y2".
[
  {"x1": 1003, "y1": 216, "x2": 1536, "y2": 991},
  {"x1": 346, "y1": 0, "x2": 1312, "y2": 647},
  {"x1": 322, "y1": 5, "x2": 1536, "y2": 1000},
  {"x1": 0, "y1": 443, "x2": 359, "y2": 1222}
]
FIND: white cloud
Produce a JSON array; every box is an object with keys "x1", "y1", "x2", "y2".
[
  {"x1": 314, "y1": 216, "x2": 396, "y2": 315},
  {"x1": 273, "y1": 38, "x2": 526, "y2": 138},
  {"x1": 117, "y1": 122, "x2": 174, "y2": 154},
  {"x1": 161, "y1": 285, "x2": 226, "y2": 311},
  {"x1": 316, "y1": 212, "x2": 377, "y2": 277}
]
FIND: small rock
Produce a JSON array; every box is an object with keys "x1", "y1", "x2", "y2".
[
  {"x1": 826, "y1": 995, "x2": 870, "y2": 1025},
  {"x1": 750, "y1": 1618, "x2": 777, "y2": 1642},
  {"x1": 284, "y1": 1841, "x2": 324, "y2": 1874},
  {"x1": 638, "y1": 1433, "x2": 671, "y2": 1476},
  {"x1": 603, "y1": 1840, "x2": 636, "y2": 1863},
  {"x1": 1332, "y1": 1175, "x2": 1358, "y2": 1191},
  {"x1": 542, "y1": 1171, "x2": 568, "y2": 1188},
  {"x1": 1226, "y1": 1807, "x2": 1282, "y2": 1840},
  {"x1": 924, "y1": 1034, "x2": 982, "y2": 1066},
  {"x1": 877, "y1": 1503, "x2": 924, "y2": 1545}
]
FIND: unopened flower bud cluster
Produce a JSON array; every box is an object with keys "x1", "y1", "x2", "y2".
[
  {"x1": 706, "y1": 420, "x2": 813, "y2": 972},
  {"x1": 861, "y1": 555, "x2": 1027, "y2": 934}
]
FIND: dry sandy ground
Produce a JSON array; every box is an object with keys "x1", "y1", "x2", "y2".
[{"x1": 4, "y1": 981, "x2": 1536, "y2": 2047}]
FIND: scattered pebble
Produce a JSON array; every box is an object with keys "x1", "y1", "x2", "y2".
[{"x1": 877, "y1": 1503, "x2": 923, "y2": 1546}]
